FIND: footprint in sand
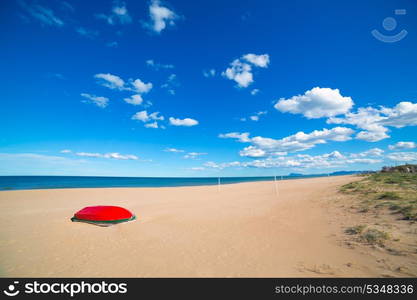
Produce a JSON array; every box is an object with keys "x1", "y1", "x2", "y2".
[{"x1": 297, "y1": 263, "x2": 337, "y2": 275}]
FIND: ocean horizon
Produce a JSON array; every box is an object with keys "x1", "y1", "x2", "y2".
[{"x1": 0, "y1": 173, "x2": 356, "y2": 191}]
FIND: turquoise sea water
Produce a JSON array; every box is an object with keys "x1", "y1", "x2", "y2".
[{"x1": 0, "y1": 174, "x2": 341, "y2": 191}]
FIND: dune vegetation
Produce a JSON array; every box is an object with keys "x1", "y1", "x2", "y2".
[{"x1": 340, "y1": 166, "x2": 417, "y2": 221}]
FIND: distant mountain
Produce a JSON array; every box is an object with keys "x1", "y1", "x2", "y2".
[
  {"x1": 287, "y1": 170, "x2": 371, "y2": 177},
  {"x1": 329, "y1": 170, "x2": 361, "y2": 176}
]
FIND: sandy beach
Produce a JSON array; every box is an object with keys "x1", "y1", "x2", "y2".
[{"x1": 1, "y1": 175, "x2": 416, "y2": 277}]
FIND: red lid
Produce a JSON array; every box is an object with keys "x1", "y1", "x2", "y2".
[{"x1": 73, "y1": 206, "x2": 134, "y2": 221}]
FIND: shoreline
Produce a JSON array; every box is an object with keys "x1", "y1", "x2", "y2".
[
  {"x1": 1, "y1": 175, "x2": 415, "y2": 277},
  {"x1": 0, "y1": 173, "x2": 355, "y2": 192}
]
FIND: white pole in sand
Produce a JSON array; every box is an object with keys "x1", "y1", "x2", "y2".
[
  {"x1": 274, "y1": 175, "x2": 279, "y2": 197},
  {"x1": 218, "y1": 177, "x2": 221, "y2": 192}
]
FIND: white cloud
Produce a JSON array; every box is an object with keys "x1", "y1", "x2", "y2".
[
  {"x1": 220, "y1": 127, "x2": 354, "y2": 156},
  {"x1": 183, "y1": 152, "x2": 207, "y2": 159},
  {"x1": 146, "y1": 59, "x2": 174, "y2": 70},
  {"x1": 222, "y1": 59, "x2": 253, "y2": 88},
  {"x1": 18, "y1": 1, "x2": 64, "y2": 27},
  {"x1": 132, "y1": 111, "x2": 163, "y2": 129},
  {"x1": 168, "y1": 74, "x2": 176, "y2": 81},
  {"x1": 73, "y1": 152, "x2": 102, "y2": 157},
  {"x1": 219, "y1": 132, "x2": 251, "y2": 142},
  {"x1": 203, "y1": 161, "x2": 242, "y2": 169},
  {"x1": 349, "y1": 148, "x2": 384, "y2": 158},
  {"x1": 239, "y1": 146, "x2": 266, "y2": 158},
  {"x1": 272, "y1": 152, "x2": 288, "y2": 156},
  {"x1": 242, "y1": 54, "x2": 270, "y2": 68},
  {"x1": 203, "y1": 69, "x2": 216, "y2": 77},
  {"x1": 222, "y1": 53, "x2": 270, "y2": 88},
  {"x1": 345, "y1": 158, "x2": 383, "y2": 164},
  {"x1": 203, "y1": 148, "x2": 384, "y2": 170},
  {"x1": 80, "y1": 93, "x2": 109, "y2": 108},
  {"x1": 190, "y1": 167, "x2": 205, "y2": 171},
  {"x1": 327, "y1": 106, "x2": 388, "y2": 142},
  {"x1": 75, "y1": 152, "x2": 138, "y2": 160},
  {"x1": 355, "y1": 129, "x2": 389, "y2": 142},
  {"x1": 131, "y1": 111, "x2": 149, "y2": 122},
  {"x1": 251, "y1": 89, "x2": 259, "y2": 95},
  {"x1": 247, "y1": 111, "x2": 267, "y2": 122},
  {"x1": 94, "y1": 73, "x2": 125, "y2": 90},
  {"x1": 149, "y1": 112, "x2": 164, "y2": 121},
  {"x1": 132, "y1": 110, "x2": 164, "y2": 122},
  {"x1": 164, "y1": 148, "x2": 184, "y2": 153},
  {"x1": 144, "y1": 122, "x2": 159, "y2": 129},
  {"x1": 169, "y1": 117, "x2": 198, "y2": 127},
  {"x1": 274, "y1": 87, "x2": 354, "y2": 119},
  {"x1": 327, "y1": 101, "x2": 417, "y2": 142},
  {"x1": 386, "y1": 152, "x2": 417, "y2": 162},
  {"x1": 76, "y1": 27, "x2": 98, "y2": 38},
  {"x1": 96, "y1": 1, "x2": 132, "y2": 25},
  {"x1": 60, "y1": 149, "x2": 72, "y2": 153},
  {"x1": 145, "y1": 0, "x2": 178, "y2": 33},
  {"x1": 380, "y1": 102, "x2": 417, "y2": 128},
  {"x1": 388, "y1": 141, "x2": 416, "y2": 150},
  {"x1": 323, "y1": 150, "x2": 345, "y2": 159},
  {"x1": 328, "y1": 107, "x2": 381, "y2": 128},
  {"x1": 93, "y1": 73, "x2": 152, "y2": 105},
  {"x1": 112, "y1": 2, "x2": 131, "y2": 22},
  {"x1": 124, "y1": 94, "x2": 143, "y2": 106},
  {"x1": 131, "y1": 78, "x2": 153, "y2": 93},
  {"x1": 161, "y1": 73, "x2": 178, "y2": 94},
  {"x1": 362, "y1": 148, "x2": 384, "y2": 156}
]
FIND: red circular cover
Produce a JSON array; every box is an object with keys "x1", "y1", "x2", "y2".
[{"x1": 73, "y1": 206, "x2": 134, "y2": 221}]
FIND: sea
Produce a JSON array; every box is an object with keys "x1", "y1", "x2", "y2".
[{"x1": 0, "y1": 174, "x2": 343, "y2": 191}]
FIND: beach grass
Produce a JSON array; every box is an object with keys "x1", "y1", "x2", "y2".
[
  {"x1": 340, "y1": 172, "x2": 417, "y2": 220},
  {"x1": 345, "y1": 225, "x2": 390, "y2": 246},
  {"x1": 345, "y1": 224, "x2": 367, "y2": 235},
  {"x1": 359, "y1": 228, "x2": 390, "y2": 246}
]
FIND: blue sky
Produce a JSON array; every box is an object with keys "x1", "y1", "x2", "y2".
[{"x1": 1, "y1": 0, "x2": 417, "y2": 177}]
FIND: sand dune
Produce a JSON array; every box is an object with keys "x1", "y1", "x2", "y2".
[{"x1": 0, "y1": 175, "x2": 416, "y2": 277}]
